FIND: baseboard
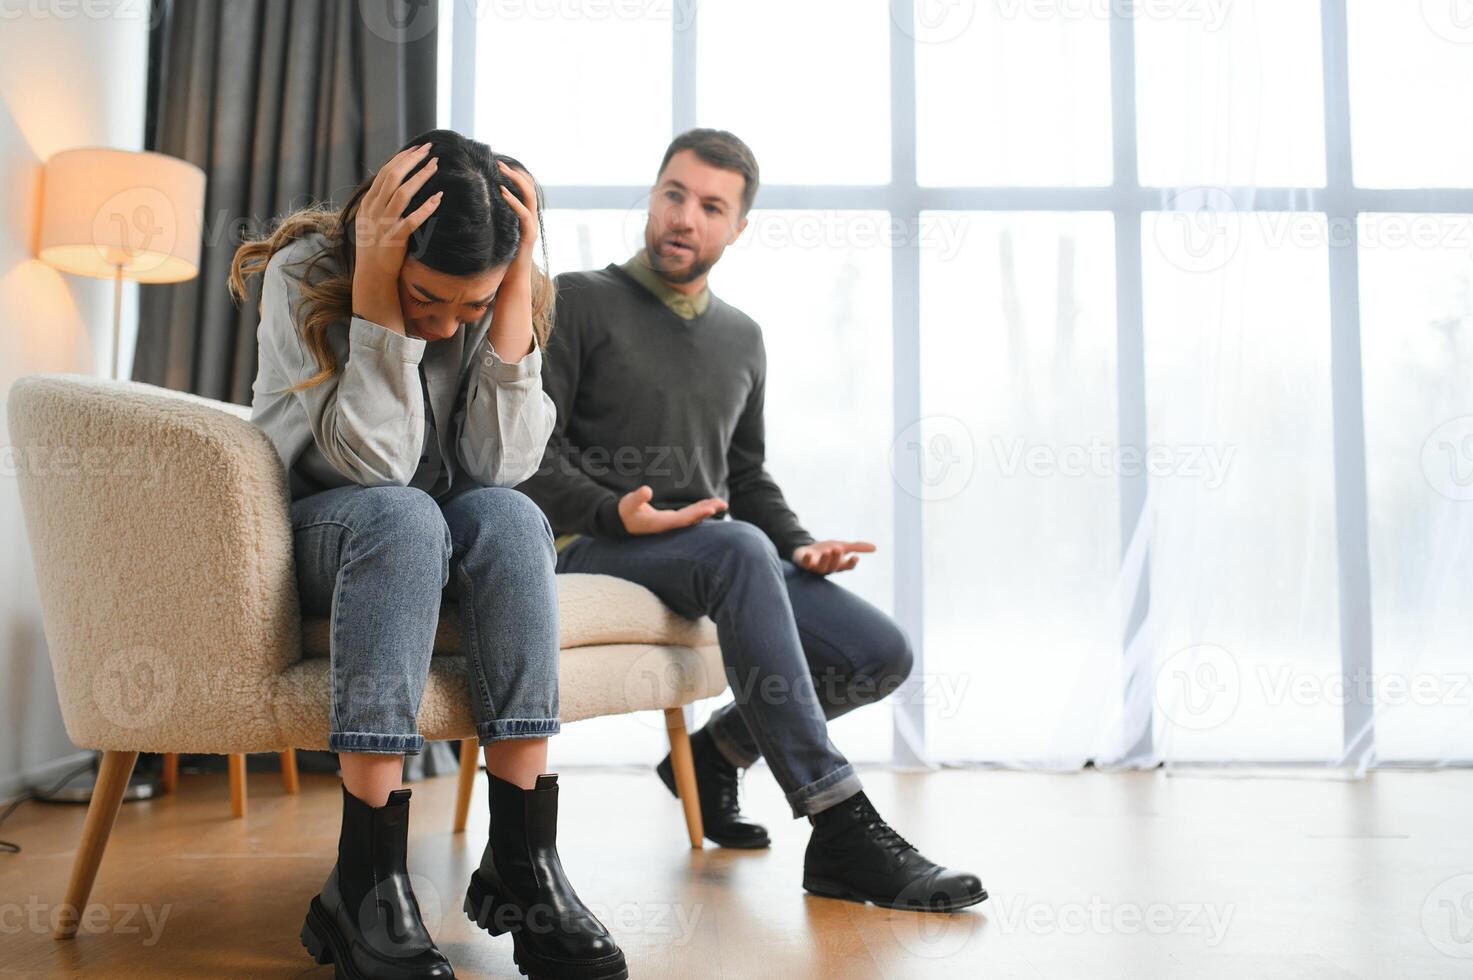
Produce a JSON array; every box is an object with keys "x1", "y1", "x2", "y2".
[{"x1": 0, "y1": 749, "x2": 95, "y2": 804}]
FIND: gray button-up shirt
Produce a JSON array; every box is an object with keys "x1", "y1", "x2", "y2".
[{"x1": 249, "y1": 230, "x2": 556, "y2": 502}]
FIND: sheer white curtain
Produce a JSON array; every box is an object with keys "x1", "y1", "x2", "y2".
[
  {"x1": 1361, "y1": 213, "x2": 1473, "y2": 765},
  {"x1": 917, "y1": 0, "x2": 1349, "y2": 766},
  {"x1": 1349, "y1": 6, "x2": 1473, "y2": 766},
  {"x1": 1141, "y1": 211, "x2": 1343, "y2": 763},
  {"x1": 460, "y1": 0, "x2": 1472, "y2": 769},
  {"x1": 919, "y1": 212, "x2": 1121, "y2": 768},
  {"x1": 1130, "y1": 1, "x2": 1339, "y2": 763},
  {"x1": 916, "y1": 0, "x2": 1471, "y2": 769}
]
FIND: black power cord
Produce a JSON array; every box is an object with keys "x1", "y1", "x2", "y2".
[{"x1": 0, "y1": 759, "x2": 100, "y2": 854}]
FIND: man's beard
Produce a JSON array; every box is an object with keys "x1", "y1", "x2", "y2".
[{"x1": 645, "y1": 227, "x2": 714, "y2": 284}]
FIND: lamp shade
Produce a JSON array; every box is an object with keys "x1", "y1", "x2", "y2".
[{"x1": 38, "y1": 147, "x2": 206, "y2": 284}]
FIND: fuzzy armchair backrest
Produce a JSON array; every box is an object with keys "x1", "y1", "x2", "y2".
[{"x1": 7, "y1": 374, "x2": 304, "y2": 754}]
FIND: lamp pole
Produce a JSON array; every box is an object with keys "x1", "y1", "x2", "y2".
[{"x1": 111, "y1": 262, "x2": 123, "y2": 382}]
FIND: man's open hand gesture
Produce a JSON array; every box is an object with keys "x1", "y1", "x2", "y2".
[
  {"x1": 618, "y1": 485, "x2": 728, "y2": 535},
  {"x1": 792, "y1": 540, "x2": 876, "y2": 575}
]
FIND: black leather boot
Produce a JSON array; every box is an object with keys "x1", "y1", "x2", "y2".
[
  {"x1": 803, "y1": 790, "x2": 987, "y2": 913},
  {"x1": 656, "y1": 726, "x2": 770, "y2": 849},
  {"x1": 300, "y1": 784, "x2": 455, "y2": 979},
  {"x1": 464, "y1": 772, "x2": 627, "y2": 980}
]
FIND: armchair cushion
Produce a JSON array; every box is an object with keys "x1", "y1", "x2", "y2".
[{"x1": 298, "y1": 574, "x2": 716, "y2": 657}]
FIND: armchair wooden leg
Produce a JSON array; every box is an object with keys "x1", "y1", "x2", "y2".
[
  {"x1": 664, "y1": 708, "x2": 704, "y2": 849},
  {"x1": 453, "y1": 737, "x2": 479, "y2": 833},
  {"x1": 279, "y1": 750, "x2": 299, "y2": 794},
  {"x1": 160, "y1": 753, "x2": 178, "y2": 794},
  {"x1": 54, "y1": 750, "x2": 137, "y2": 940},
  {"x1": 228, "y1": 754, "x2": 246, "y2": 818}
]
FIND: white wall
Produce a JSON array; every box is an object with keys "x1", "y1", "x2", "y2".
[{"x1": 0, "y1": 7, "x2": 150, "y2": 798}]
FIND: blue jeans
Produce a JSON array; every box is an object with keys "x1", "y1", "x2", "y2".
[
  {"x1": 290, "y1": 482, "x2": 561, "y2": 755},
  {"x1": 556, "y1": 519, "x2": 913, "y2": 817}
]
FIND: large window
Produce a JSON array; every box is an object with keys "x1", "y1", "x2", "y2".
[{"x1": 448, "y1": 0, "x2": 1473, "y2": 768}]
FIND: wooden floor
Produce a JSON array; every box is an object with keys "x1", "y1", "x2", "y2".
[{"x1": 1, "y1": 764, "x2": 1470, "y2": 978}]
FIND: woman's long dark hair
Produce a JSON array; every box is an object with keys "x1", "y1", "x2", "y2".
[{"x1": 228, "y1": 129, "x2": 553, "y2": 392}]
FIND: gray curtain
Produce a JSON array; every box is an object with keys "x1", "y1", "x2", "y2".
[{"x1": 134, "y1": 0, "x2": 439, "y2": 403}]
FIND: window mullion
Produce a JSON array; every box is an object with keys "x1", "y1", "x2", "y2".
[
  {"x1": 673, "y1": 3, "x2": 697, "y2": 134},
  {"x1": 1321, "y1": 0, "x2": 1375, "y2": 769},
  {"x1": 1106, "y1": 0, "x2": 1154, "y2": 766},
  {"x1": 889, "y1": 0, "x2": 927, "y2": 767}
]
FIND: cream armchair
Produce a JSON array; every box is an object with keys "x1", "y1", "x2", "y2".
[{"x1": 7, "y1": 373, "x2": 725, "y2": 940}]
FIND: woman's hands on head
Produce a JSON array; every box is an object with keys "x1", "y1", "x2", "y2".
[
  {"x1": 485, "y1": 161, "x2": 541, "y2": 362},
  {"x1": 351, "y1": 142, "x2": 444, "y2": 336},
  {"x1": 497, "y1": 160, "x2": 539, "y2": 269}
]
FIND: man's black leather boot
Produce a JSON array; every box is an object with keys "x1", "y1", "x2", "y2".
[
  {"x1": 656, "y1": 725, "x2": 770, "y2": 849},
  {"x1": 300, "y1": 784, "x2": 456, "y2": 979},
  {"x1": 803, "y1": 790, "x2": 987, "y2": 912},
  {"x1": 464, "y1": 772, "x2": 627, "y2": 979}
]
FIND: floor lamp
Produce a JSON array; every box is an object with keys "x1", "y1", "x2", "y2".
[
  {"x1": 37, "y1": 147, "x2": 205, "y2": 380},
  {"x1": 27, "y1": 147, "x2": 205, "y2": 804}
]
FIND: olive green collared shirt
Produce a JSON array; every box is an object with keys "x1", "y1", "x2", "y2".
[
  {"x1": 550, "y1": 252, "x2": 712, "y2": 554},
  {"x1": 618, "y1": 249, "x2": 711, "y2": 320}
]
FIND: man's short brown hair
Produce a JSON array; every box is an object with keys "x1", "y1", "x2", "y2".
[{"x1": 658, "y1": 128, "x2": 760, "y2": 217}]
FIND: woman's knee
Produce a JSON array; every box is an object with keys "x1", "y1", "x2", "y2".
[
  {"x1": 345, "y1": 485, "x2": 452, "y2": 582},
  {"x1": 454, "y1": 487, "x2": 555, "y2": 562}
]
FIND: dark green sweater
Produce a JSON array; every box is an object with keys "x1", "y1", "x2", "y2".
[{"x1": 514, "y1": 263, "x2": 815, "y2": 560}]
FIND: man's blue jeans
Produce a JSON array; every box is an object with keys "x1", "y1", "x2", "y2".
[
  {"x1": 556, "y1": 519, "x2": 914, "y2": 817},
  {"x1": 290, "y1": 482, "x2": 562, "y2": 755}
]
